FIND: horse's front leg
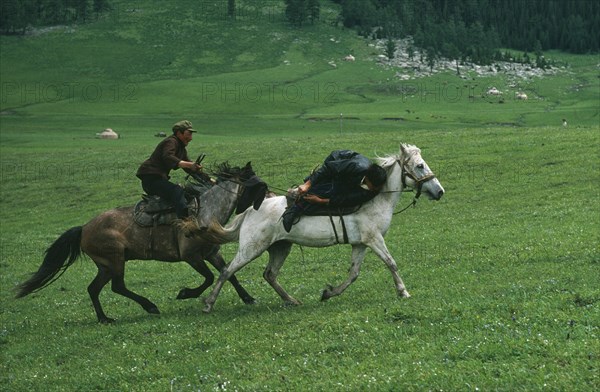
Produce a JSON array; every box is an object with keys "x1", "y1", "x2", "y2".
[
  {"x1": 263, "y1": 241, "x2": 299, "y2": 306},
  {"x1": 203, "y1": 242, "x2": 265, "y2": 313},
  {"x1": 206, "y1": 248, "x2": 255, "y2": 304},
  {"x1": 368, "y1": 237, "x2": 410, "y2": 298},
  {"x1": 111, "y1": 273, "x2": 160, "y2": 314},
  {"x1": 202, "y1": 259, "x2": 245, "y2": 313},
  {"x1": 176, "y1": 255, "x2": 214, "y2": 300},
  {"x1": 321, "y1": 244, "x2": 367, "y2": 301}
]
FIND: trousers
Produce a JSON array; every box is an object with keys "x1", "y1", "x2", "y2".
[{"x1": 139, "y1": 175, "x2": 189, "y2": 218}]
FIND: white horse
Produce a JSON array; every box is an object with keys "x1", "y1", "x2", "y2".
[{"x1": 202, "y1": 144, "x2": 445, "y2": 313}]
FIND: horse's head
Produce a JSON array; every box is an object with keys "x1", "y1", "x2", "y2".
[
  {"x1": 212, "y1": 162, "x2": 267, "y2": 214},
  {"x1": 398, "y1": 144, "x2": 445, "y2": 200}
]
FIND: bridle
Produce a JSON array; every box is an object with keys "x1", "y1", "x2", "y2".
[
  {"x1": 399, "y1": 158, "x2": 437, "y2": 199},
  {"x1": 392, "y1": 157, "x2": 437, "y2": 215}
]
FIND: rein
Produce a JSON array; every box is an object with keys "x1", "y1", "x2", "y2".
[
  {"x1": 393, "y1": 197, "x2": 418, "y2": 215},
  {"x1": 200, "y1": 167, "x2": 248, "y2": 195}
]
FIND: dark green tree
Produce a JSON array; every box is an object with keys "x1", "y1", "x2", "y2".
[
  {"x1": 407, "y1": 44, "x2": 415, "y2": 61},
  {"x1": 425, "y1": 47, "x2": 437, "y2": 72},
  {"x1": 565, "y1": 14, "x2": 588, "y2": 53},
  {"x1": 93, "y1": 0, "x2": 111, "y2": 17},
  {"x1": 73, "y1": 0, "x2": 91, "y2": 22},
  {"x1": 228, "y1": 0, "x2": 235, "y2": 19},
  {"x1": 1, "y1": 0, "x2": 113, "y2": 33},
  {"x1": 339, "y1": 0, "x2": 376, "y2": 29},
  {"x1": 0, "y1": 0, "x2": 36, "y2": 34},
  {"x1": 307, "y1": 0, "x2": 320, "y2": 24},
  {"x1": 384, "y1": 37, "x2": 396, "y2": 60},
  {"x1": 285, "y1": 0, "x2": 307, "y2": 27}
]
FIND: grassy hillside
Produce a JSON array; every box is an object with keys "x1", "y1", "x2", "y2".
[
  {"x1": 1, "y1": 0, "x2": 598, "y2": 137},
  {"x1": 0, "y1": 1, "x2": 598, "y2": 391}
]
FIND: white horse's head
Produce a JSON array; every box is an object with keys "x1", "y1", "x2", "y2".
[
  {"x1": 378, "y1": 144, "x2": 445, "y2": 201},
  {"x1": 399, "y1": 144, "x2": 444, "y2": 200}
]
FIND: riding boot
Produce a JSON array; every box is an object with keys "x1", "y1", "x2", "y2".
[
  {"x1": 282, "y1": 205, "x2": 302, "y2": 233},
  {"x1": 174, "y1": 189, "x2": 189, "y2": 219}
]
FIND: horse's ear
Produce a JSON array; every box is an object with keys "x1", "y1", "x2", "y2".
[
  {"x1": 400, "y1": 144, "x2": 407, "y2": 155},
  {"x1": 245, "y1": 161, "x2": 252, "y2": 169}
]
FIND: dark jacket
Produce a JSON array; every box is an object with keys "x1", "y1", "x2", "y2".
[
  {"x1": 136, "y1": 135, "x2": 191, "y2": 180},
  {"x1": 308, "y1": 150, "x2": 378, "y2": 207}
]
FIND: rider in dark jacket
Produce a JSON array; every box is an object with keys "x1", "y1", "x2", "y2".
[
  {"x1": 282, "y1": 150, "x2": 387, "y2": 232},
  {"x1": 137, "y1": 120, "x2": 202, "y2": 219}
]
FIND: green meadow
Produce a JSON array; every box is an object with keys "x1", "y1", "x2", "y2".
[{"x1": 1, "y1": 1, "x2": 598, "y2": 391}]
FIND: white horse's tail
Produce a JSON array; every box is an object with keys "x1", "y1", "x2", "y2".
[{"x1": 204, "y1": 211, "x2": 247, "y2": 244}]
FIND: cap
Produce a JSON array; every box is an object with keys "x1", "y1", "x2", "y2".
[{"x1": 172, "y1": 120, "x2": 196, "y2": 133}]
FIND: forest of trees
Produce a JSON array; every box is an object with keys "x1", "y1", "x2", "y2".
[
  {"x1": 2, "y1": 0, "x2": 598, "y2": 62},
  {"x1": 0, "y1": 0, "x2": 111, "y2": 34},
  {"x1": 284, "y1": 0, "x2": 321, "y2": 26},
  {"x1": 333, "y1": 0, "x2": 599, "y2": 59}
]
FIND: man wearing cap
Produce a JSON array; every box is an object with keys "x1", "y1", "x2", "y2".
[{"x1": 136, "y1": 120, "x2": 203, "y2": 221}]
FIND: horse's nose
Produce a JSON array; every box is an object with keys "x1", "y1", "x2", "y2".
[{"x1": 437, "y1": 189, "x2": 444, "y2": 200}]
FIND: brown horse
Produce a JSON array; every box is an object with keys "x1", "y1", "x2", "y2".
[{"x1": 16, "y1": 162, "x2": 266, "y2": 323}]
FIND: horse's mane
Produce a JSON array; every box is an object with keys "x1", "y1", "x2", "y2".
[
  {"x1": 213, "y1": 162, "x2": 244, "y2": 182},
  {"x1": 374, "y1": 144, "x2": 420, "y2": 171}
]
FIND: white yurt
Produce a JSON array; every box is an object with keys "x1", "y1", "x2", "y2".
[{"x1": 96, "y1": 128, "x2": 119, "y2": 139}]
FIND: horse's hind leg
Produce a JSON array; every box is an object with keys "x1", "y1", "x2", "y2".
[
  {"x1": 88, "y1": 264, "x2": 115, "y2": 323},
  {"x1": 88, "y1": 258, "x2": 159, "y2": 322},
  {"x1": 321, "y1": 244, "x2": 367, "y2": 301},
  {"x1": 263, "y1": 241, "x2": 299, "y2": 306}
]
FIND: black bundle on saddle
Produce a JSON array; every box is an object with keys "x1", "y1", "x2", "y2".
[{"x1": 133, "y1": 175, "x2": 211, "y2": 227}]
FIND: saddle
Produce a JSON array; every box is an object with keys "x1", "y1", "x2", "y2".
[
  {"x1": 133, "y1": 180, "x2": 210, "y2": 227},
  {"x1": 133, "y1": 195, "x2": 199, "y2": 227}
]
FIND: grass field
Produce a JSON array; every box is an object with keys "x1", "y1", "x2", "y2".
[{"x1": 1, "y1": 1, "x2": 599, "y2": 391}]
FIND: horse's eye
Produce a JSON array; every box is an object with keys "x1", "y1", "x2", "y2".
[{"x1": 417, "y1": 164, "x2": 424, "y2": 169}]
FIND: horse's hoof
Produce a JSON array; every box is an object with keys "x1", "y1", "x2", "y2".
[
  {"x1": 283, "y1": 299, "x2": 302, "y2": 307},
  {"x1": 147, "y1": 306, "x2": 161, "y2": 314},
  {"x1": 98, "y1": 317, "x2": 116, "y2": 324},
  {"x1": 202, "y1": 304, "x2": 213, "y2": 314},
  {"x1": 176, "y1": 288, "x2": 194, "y2": 299},
  {"x1": 321, "y1": 284, "x2": 334, "y2": 301},
  {"x1": 243, "y1": 297, "x2": 256, "y2": 305},
  {"x1": 400, "y1": 291, "x2": 411, "y2": 299}
]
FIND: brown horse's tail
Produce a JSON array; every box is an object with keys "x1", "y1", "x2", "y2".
[{"x1": 15, "y1": 226, "x2": 83, "y2": 298}]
